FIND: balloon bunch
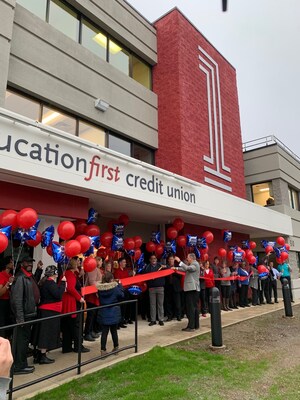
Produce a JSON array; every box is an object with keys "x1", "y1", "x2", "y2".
[
  {"x1": 175, "y1": 228, "x2": 213, "y2": 262},
  {"x1": 261, "y1": 236, "x2": 289, "y2": 264},
  {"x1": 219, "y1": 240, "x2": 257, "y2": 264}
]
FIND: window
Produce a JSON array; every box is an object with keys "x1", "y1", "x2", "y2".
[
  {"x1": 108, "y1": 134, "x2": 131, "y2": 156},
  {"x1": 288, "y1": 187, "x2": 299, "y2": 210},
  {"x1": 17, "y1": 0, "x2": 47, "y2": 19},
  {"x1": 81, "y1": 19, "x2": 107, "y2": 61},
  {"x1": 251, "y1": 182, "x2": 274, "y2": 207},
  {"x1": 78, "y1": 121, "x2": 106, "y2": 146},
  {"x1": 5, "y1": 90, "x2": 40, "y2": 120},
  {"x1": 42, "y1": 106, "x2": 76, "y2": 135},
  {"x1": 48, "y1": 0, "x2": 79, "y2": 41},
  {"x1": 132, "y1": 56, "x2": 151, "y2": 89},
  {"x1": 109, "y1": 39, "x2": 130, "y2": 76},
  {"x1": 133, "y1": 143, "x2": 154, "y2": 164}
]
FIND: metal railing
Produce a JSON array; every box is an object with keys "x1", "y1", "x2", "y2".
[
  {"x1": 5, "y1": 299, "x2": 138, "y2": 399},
  {"x1": 242, "y1": 135, "x2": 300, "y2": 164}
]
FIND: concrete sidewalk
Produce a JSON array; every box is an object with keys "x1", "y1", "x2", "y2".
[{"x1": 15, "y1": 300, "x2": 296, "y2": 399}]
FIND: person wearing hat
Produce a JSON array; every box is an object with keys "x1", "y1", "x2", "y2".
[
  {"x1": 34, "y1": 266, "x2": 66, "y2": 364},
  {"x1": 0, "y1": 256, "x2": 14, "y2": 338},
  {"x1": 10, "y1": 257, "x2": 41, "y2": 374}
]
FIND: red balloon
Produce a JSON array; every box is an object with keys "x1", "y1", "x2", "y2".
[
  {"x1": 0, "y1": 233, "x2": 8, "y2": 253},
  {"x1": 227, "y1": 250, "x2": 233, "y2": 262},
  {"x1": 46, "y1": 240, "x2": 59, "y2": 256},
  {"x1": 76, "y1": 235, "x2": 91, "y2": 253},
  {"x1": 257, "y1": 265, "x2": 268, "y2": 274},
  {"x1": 133, "y1": 236, "x2": 143, "y2": 248},
  {"x1": 107, "y1": 219, "x2": 118, "y2": 232},
  {"x1": 245, "y1": 249, "x2": 253, "y2": 259},
  {"x1": 124, "y1": 238, "x2": 135, "y2": 251},
  {"x1": 200, "y1": 246, "x2": 209, "y2": 255},
  {"x1": 118, "y1": 214, "x2": 129, "y2": 226},
  {"x1": 57, "y1": 221, "x2": 75, "y2": 241},
  {"x1": 276, "y1": 257, "x2": 283, "y2": 264},
  {"x1": 85, "y1": 224, "x2": 100, "y2": 237},
  {"x1": 285, "y1": 243, "x2": 290, "y2": 251},
  {"x1": 249, "y1": 241, "x2": 257, "y2": 250},
  {"x1": 146, "y1": 241, "x2": 156, "y2": 253},
  {"x1": 237, "y1": 246, "x2": 242, "y2": 252},
  {"x1": 65, "y1": 240, "x2": 82, "y2": 258},
  {"x1": 17, "y1": 208, "x2": 38, "y2": 229},
  {"x1": 167, "y1": 227, "x2": 178, "y2": 240},
  {"x1": 249, "y1": 256, "x2": 257, "y2": 265},
  {"x1": 281, "y1": 251, "x2": 289, "y2": 261},
  {"x1": 97, "y1": 247, "x2": 108, "y2": 258},
  {"x1": 265, "y1": 245, "x2": 273, "y2": 254},
  {"x1": 107, "y1": 250, "x2": 115, "y2": 259},
  {"x1": 218, "y1": 248, "x2": 227, "y2": 258},
  {"x1": 83, "y1": 257, "x2": 97, "y2": 273},
  {"x1": 276, "y1": 236, "x2": 285, "y2": 246},
  {"x1": 74, "y1": 220, "x2": 88, "y2": 235},
  {"x1": 177, "y1": 235, "x2": 187, "y2": 247},
  {"x1": 0, "y1": 210, "x2": 18, "y2": 229},
  {"x1": 203, "y1": 231, "x2": 214, "y2": 244},
  {"x1": 101, "y1": 232, "x2": 113, "y2": 248},
  {"x1": 155, "y1": 244, "x2": 164, "y2": 256},
  {"x1": 26, "y1": 231, "x2": 42, "y2": 247},
  {"x1": 202, "y1": 253, "x2": 209, "y2": 262},
  {"x1": 240, "y1": 249, "x2": 246, "y2": 260},
  {"x1": 134, "y1": 248, "x2": 142, "y2": 260},
  {"x1": 173, "y1": 218, "x2": 184, "y2": 231}
]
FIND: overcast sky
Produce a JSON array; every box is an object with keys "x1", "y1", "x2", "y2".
[{"x1": 128, "y1": 0, "x2": 300, "y2": 157}]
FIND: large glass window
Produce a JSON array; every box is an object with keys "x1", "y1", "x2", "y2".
[
  {"x1": 81, "y1": 19, "x2": 107, "y2": 61},
  {"x1": 251, "y1": 182, "x2": 274, "y2": 207},
  {"x1": 17, "y1": 0, "x2": 47, "y2": 20},
  {"x1": 48, "y1": 0, "x2": 79, "y2": 41},
  {"x1": 133, "y1": 143, "x2": 154, "y2": 164},
  {"x1": 109, "y1": 39, "x2": 130, "y2": 76},
  {"x1": 78, "y1": 121, "x2": 106, "y2": 146},
  {"x1": 5, "y1": 90, "x2": 40, "y2": 120},
  {"x1": 108, "y1": 134, "x2": 131, "y2": 156},
  {"x1": 288, "y1": 187, "x2": 299, "y2": 210},
  {"x1": 132, "y1": 56, "x2": 151, "y2": 89},
  {"x1": 42, "y1": 106, "x2": 76, "y2": 135}
]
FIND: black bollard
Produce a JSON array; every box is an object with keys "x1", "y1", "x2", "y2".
[
  {"x1": 282, "y1": 278, "x2": 293, "y2": 317},
  {"x1": 210, "y1": 287, "x2": 224, "y2": 348}
]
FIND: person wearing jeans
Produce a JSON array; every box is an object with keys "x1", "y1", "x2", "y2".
[{"x1": 278, "y1": 261, "x2": 294, "y2": 302}]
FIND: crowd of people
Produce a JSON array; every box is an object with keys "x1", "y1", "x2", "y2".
[{"x1": 0, "y1": 251, "x2": 294, "y2": 377}]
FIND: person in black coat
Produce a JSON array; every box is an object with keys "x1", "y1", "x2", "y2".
[{"x1": 96, "y1": 272, "x2": 124, "y2": 356}]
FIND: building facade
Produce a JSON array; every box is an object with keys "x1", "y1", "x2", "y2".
[{"x1": 0, "y1": 0, "x2": 293, "y2": 274}]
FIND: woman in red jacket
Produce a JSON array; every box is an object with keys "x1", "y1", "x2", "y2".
[
  {"x1": 203, "y1": 260, "x2": 215, "y2": 313},
  {"x1": 61, "y1": 259, "x2": 89, "y2": 353}
]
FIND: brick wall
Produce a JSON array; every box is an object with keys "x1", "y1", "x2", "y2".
[{"x1": 154, "y1": 9, "x2": 246, "y2": 199}]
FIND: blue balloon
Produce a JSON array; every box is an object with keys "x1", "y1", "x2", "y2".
[
  {"x1": 241, "y1": 240, "x2": 250, "y2": 250},
  {"x1": 90, "y1": 235, "x2": 100, "y2": 249},
  {"x1": 87, "y1": 208, "x2": 97, "y2": 225},
  {"x1": 41, "y1": 225, "x2": 54, "y2": 248},
  {"x1": 233, "y1": 251, "x2": 243, "y2": 262},
  {"x1": 128, "y1": 286, "x2": 142, "y2": 296},
  {"x1": 187, "y1": 235, "x2": 197, "y2": 247},
  {"x1": 0, "y1": 225, "x2": 12, "y2": 238},
  {"x1": 151, "y1": 231, "x2": 161, "y2": 244},
  {"x1": 274, "y1": 247, "x2": 281, "y2": 258},
  {"x1": 52, "y1": 242, "x2": 65, "y2": 264},
  {"x1": 113, "y1": 224, "x2": 125, "y2": 238},
  {"x1": 126, "y1": 249, "x2": 135, "y2": 257},
  {"x1": 197, "y1": 237, "x2": 207, "y2": 249},
  {"x1": 261, "y1": 240, "x2": 276, "y2": 249},
  {"x1": 111, "y1": 235, "x2": 124, "y2": 251},
  {"x1": 165, "y1": 240, "x2": 176, "y2": 254},
  {"x1": 15, "y1": 219, "x2": 40, "y2": 242},
  {"x1": 136, "y1": 253, "x2": 145, "y2": 273},
  {"x1": 193, "y1": 245, "x2": 200, "y2": 259},
  {"x1": 279, "y1": 245, "x2": 288, "y2": 253},
  {"x1": 259, "y1": 272, "x2": 269, "y2": 279},
  {"x1": 223, "y1": 230, "x2": 232, "y2": 243},
  {"x1": 228, "y1": 245, "x2": 237, "y2": 251}
]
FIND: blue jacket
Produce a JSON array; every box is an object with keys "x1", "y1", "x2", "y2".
[
  {"x1": 238, "y1": 267, "x2": 249, "y2": 285},
  {"x1": 96, "y1": 281, "x2": 124, "y2": 326}
]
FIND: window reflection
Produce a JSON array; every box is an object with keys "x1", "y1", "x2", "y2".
[
  {"x1": 252, "y1": 182, "x2": 274, "y2": 207},
  {"x1": 5, "y1": 90, "x2": 40, "y2": 120},
  {"x1": 81, "y1": 19, "x2": 107, "y2": 61},
  {"x1": 133, "y1": 143, "x2": 154, "y2": 164},
  {"x1": 17, "y1": 0, "x2": 47, "y2": 20},
  {"x1": 42, "y1": 106, "x2": 76, "y2": 135},
  {"x1": 109, "y1": 39, "x2": 129, "y2": 75},
  {"x1": 78, "y1": 121, "x2": 106, "y2": 146},
  {"x1": 132, "y1": 56, "x2": 151, "y2": 89},
  {"x1": 49, "y1": 0, "x2": 79, "y2": 41},
  {"x1": 108, "y1": 134, "x2": 131, "y2": 156},
  {"x1": 288, "y1": 187, "x2": 299, "y2": 210}
]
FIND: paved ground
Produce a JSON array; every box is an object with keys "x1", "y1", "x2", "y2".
[{"x1": 14, "y1": 300, "x2": 296, "y2": 400}]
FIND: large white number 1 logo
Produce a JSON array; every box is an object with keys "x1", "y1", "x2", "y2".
[{"x1": 198, "y1": 45, "x2": 232, "y2": 192}]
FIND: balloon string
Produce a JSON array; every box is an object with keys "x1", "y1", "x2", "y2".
[
  {"x1": 13, "y1": 240, "x2": 25, "y2": 277},
  {"x1": 10, "y1": 230, "x2": 15, "y2": 270}
]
